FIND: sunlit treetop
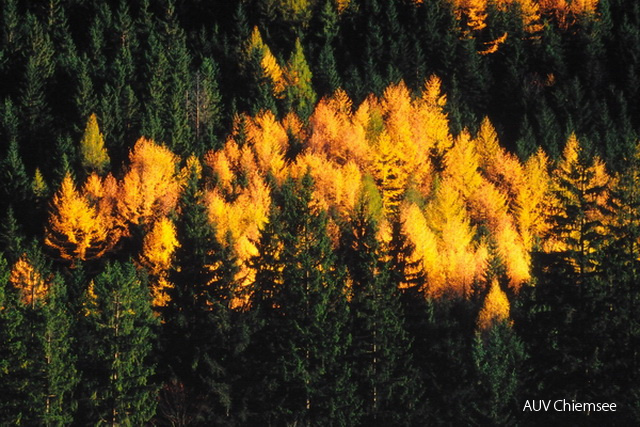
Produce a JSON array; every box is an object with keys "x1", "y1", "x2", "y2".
[
  {"x1": 117, "y1": 137, "x2": 182, "y2": 226},
  {"x1": 477, "y1": 279, "x2": 511, "y2": 330},
  {"x1": 9, "y1": 254, "x2": 49, "y2": 307}
]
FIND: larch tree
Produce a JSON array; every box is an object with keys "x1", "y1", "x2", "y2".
[
  {"x1": 79, "y1": 113, "x2": 110, "y2": 174},
  {"x1": 139, "y1": 216, "x2": 179, "y2": 309},
  {"x1": 45, "y1": 173, "x2": 113, "y2": 263},
  {"x1": 117, "y1": 137, "x2": 181, "y2": 226},
  {"x1": 284, "y1": 38, "x2": 317, "y2": 120}
]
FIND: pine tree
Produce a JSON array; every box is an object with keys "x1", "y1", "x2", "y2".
[
  {"x1": 471, "y1": 321, "x2": 525, "y2": 425},
  {"x1": 79, "y1": 261, "x2": 158, "y2": 425},
  {"x1": 188, "y1": 58, "x2": 223, "y2": 155},
  {"x1": 247, "y1": 174, "x2": 355, "y2": 425}
]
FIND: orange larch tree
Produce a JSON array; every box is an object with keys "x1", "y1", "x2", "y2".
[
  {"x1": 45, "y1": 173, "x2": 114, "y2": 263},
  {"x1": 139, "y1": 216, "x2": 179, "y2": 308},
  {"x1": 117, "y1": 137, "x2": 182, "y2": 226}
]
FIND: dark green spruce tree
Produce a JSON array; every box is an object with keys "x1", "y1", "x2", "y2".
[
  {"x1": 247, "y1": 173, "x2": 355, "y2": 425},
  {"x1": 78, "y1": 261, "x2": 158, "y2": 425},
  {"x1": 339, "y1": 195, "x2": 421, "y2": 426},
  {"x1": 161, "y1": 165, "x2": 249, "y2": 425}
]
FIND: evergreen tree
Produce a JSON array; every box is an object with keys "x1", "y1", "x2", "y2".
[
  {"x1": 79, "y1": 261, "x2": 158, "y2": 425},
  {"x1": 188, "y1": 58, "x2": 223, "y2": 154},
  {"x1": 247, "y1": 174, "x2": 355, "y2": 425},
  {"x1": 161, "y1": 165, "x2": 248, "y2": 425},
  {"x1": 0, "y1": 244, "x2": 77, "y2": 425},
  {"x1": 340, "y1": 197, "x2": 420, "y2": 425},
  {"x1": 471, "y1": 321, "x2": 525, "y2": 425}
]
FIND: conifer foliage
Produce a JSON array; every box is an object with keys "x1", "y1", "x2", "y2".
[{"x1": 2, "y1": 0, "x2": 640, "y2": 424}]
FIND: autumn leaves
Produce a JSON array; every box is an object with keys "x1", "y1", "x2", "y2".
[{"x1": 39, "y1": 76, "x2": 612, "y2": 332}]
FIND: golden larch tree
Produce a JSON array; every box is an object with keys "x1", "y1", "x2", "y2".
[
  {"x1": 444, "y1": 130, "x2": 483, "y2": 200},
  {"x1": 139, "y1": 216, "x2": 179, "y2": 308},
  {"x1": 118, "y1": 137, "x2": 181, "y2": 226},
  {"x1": 426, "y1": 178, "x2": 488, "y2": 297},
  {"x1": 477, "y1": 279, "x2": 511, "y2": 330},
  {"x1": 80, "y1": 113, "x2": 110, "y2": 174},
  {"x1": 244, "y1": 111, "x2": 289, "y2": 181},
  {"x1": 45, "y1": 173, "x2": 113, "y2": 262},
  {"x1": 10, "y1": 254, "x2": 49, "y2": 307}
]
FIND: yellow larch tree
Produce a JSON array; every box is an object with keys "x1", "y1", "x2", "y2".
[
  {"x1": 79, "y1": 113, "x2": 110, "y2": 174},
  {"x1": 9, "y1": 254, "x2": 49, "y2": 307},
  {"x1": 45, "y1": 173, "x2": 113, "y2": 262},
  {"x1": 426, "y1": 178, "x2": 488, "y2": 297},
  {"x1": 470, "y1": 180, "x2": 530, "y2": 291},
  {"x1": 444, "y1": 130, "x2": 483, "y2": 200},
  {"x1": 308, "y1": 90, "x2": 370, "y2": 169},
  {"x1": 291, "y1": 153, "x2": 363, "y2": 217},
  {"x1": 516, "y1": 147, "x2": 552, "y2": 253},
  {"x1": 475, "y1": 117, "x2": 525, "y2": 209},
  {"x1": 414, "y1": 75, "x2": 452, "y2": 158},
  {"x1": 381, "y1": 81, "x2": 434, "y2": 198},
  {"x1": 205, "y1": 171, "x2": 271, "y2": 263},
  {"x1": 139, "y1": 216, "x2": 179, "y2": 308},
  {"x1": 477, "y1": 279, "x2": 511, "y2": 330},
  {"x1": 118, "y1": 137, "x2": 181, "y2": 226},
  {"x1": 244, "y1": 111, "x2": 289, "y2": 181},
  {"x1": 400, "y1": 201, "x2": 441, "y2": 292},
  {"x1": 373, "y1": 130, "x2": 408, "y2": 214}
]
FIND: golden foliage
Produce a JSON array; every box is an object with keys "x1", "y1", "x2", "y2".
[
  {"x1": 245, "y1": 111, "x2": 289, "y2": 180},
  {"x1": 291, "y1": 153, "x2": 363, "y2": 216},
  {"x1": 447, "y1": 0, "x2": 595, "y2": 33},
  {"x1": 80, "y1": 113, "x2": 110, "y2": 174},
  {"x1": 477, "y1": 279, "x2": 511, "y2": 330},
  {"x1": 205, "y1": 172, "x2": 271, "y2": 262},
  {"x1": 517, "y1": 148, "x2": 551, "y2": 252},
  {"x1": 140, "y1": 217, "x2": 179, "y2": 308},
  {"x1": 444, "y1": 130, "x2": 482, "y2": 199},
  {"x1": 373, "y1": 130, "x2": 408, "y2": 214},
  {"x1": 308, "y1": 91, "x2": 370, "y2": 168},
  {"x1": 10, "y1": 255, "x2": 49, "y2": 306},
  {"x1": 118, "y1": 137, "x2": 181, "y2": 226},
  {"x1": 140, "y1": 217, "x2": 179, "y2": 276},
  {"x1": 45, "y1": 173, "x2": 115, "y2": 262},
  {"x1": 426, "y1": 178, "x2": 488, "y2": 297},
  {"x1": 400, "y1": 202, "x2": 440, "y2": 290}
]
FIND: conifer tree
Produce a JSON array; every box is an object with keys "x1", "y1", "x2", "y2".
[
  {"x1": 79, "y1": 113, "x2": 110, "y2": 174},
  {"x1": 162, "y1": 165, "x2": 247, "y2": 424},
  {"x1": 471, "y1": 321, "x2": 525, "y2": 425},
  {"x1": 0, "y1": 245, "x2": 77, "y2": 425},
  {"x1": 340, "y1": 195, "x2": 421, "y2": 425},
  {"x1": 248, "y1": 174, "x2": 355, "y2": 425},
  {"x1": 285, "y1": 38, "x2": 317, "y2": 120},
  {"x1": 79, "y1": 261, "x2": 158, "y2": 425},
  {"x1": 188, "y1": 58, "x2": 223, "y2": 154}
]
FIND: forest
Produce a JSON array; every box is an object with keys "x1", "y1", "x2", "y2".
[{"x1": 1, "y1": 0, "x2": 640, "y2": 425}]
